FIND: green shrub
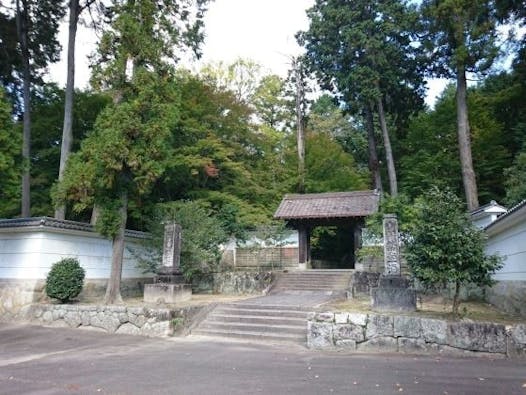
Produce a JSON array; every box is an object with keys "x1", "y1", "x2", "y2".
[{"x1": 45, "y1": 258, "x2": 85, "y2": 303}]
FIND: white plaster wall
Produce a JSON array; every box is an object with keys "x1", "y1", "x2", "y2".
[
  {"x1": 0, "y1": 229, "x2": 150, "y2": 280},
  {"x1": 486, "y1": 220, "x2": 526, "y2": 281},
  {"x1": 473, "y1": 215, "x2": 496, "y2": 229}
]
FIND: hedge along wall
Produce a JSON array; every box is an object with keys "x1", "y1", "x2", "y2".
[
  {"x1": 308, "y1": 311, "x2": 526, "y2": 359},
  {"x1": 0, "y1": 217, "x2": 153, "y2": 318}
]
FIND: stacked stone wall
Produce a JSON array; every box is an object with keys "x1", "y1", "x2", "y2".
[
  {"x1": 221, "y1": 247, "x2": 298, "y2": 270},
  {"x1": 192, "y1": 271, "x2": 274, "y2": 294},
  {"x1": 19, "y1": 303, "x2": 207, "y2": 337},
  {"x1": 308, "y1": 311, "x2": 526, "y2": 359}
]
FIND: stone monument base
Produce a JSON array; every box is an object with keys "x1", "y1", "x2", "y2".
[
  {"x1": 371, "y1": 276, "x2": 416, "y2": 312},
  {"x1": 144, "y1": 283, "x2": 192, "y2": 304}
]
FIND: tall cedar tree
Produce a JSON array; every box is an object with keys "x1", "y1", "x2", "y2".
[
  {"x1": 55, "y1": 0, "x2": 97, "y2": 220},
  {"x1": 13, "y1": 0, "x2": 64, "y2": 216},
  {"x1": 298, "y1": 0, "x2": 425, "y2": 196},
  {"x1": 57, "y1": 0, "x2": 209, "y2": 304},
  {"x1": 421, "y1": 0, "x2": 501, "y2": 211}
]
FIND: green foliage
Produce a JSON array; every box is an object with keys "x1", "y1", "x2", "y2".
[
  {"x1": 307, "y1": 94, "x2": 369, "y2": 170},
  {"x1": 31, "y1": 84, "x2": 110, "y2": 217},
  {"x1": 0, "y1": 87, "x2": 20, "y2": 218},
  {"x1": 303, "y1": 133, "x2": 369, "y2": 193},
  {"x1": 298, "y1": 0, "x2": 424, "y2": 117},
  {"x1": 253, "y1": 74, "x2": 293, "y2": 131},
  {"x1": 421, "y1": 0, "x2": 500, "y2": 78},
  {"x1": 137, "y1": 200, "x2": 229, "y2": 281},
  {"x1": 400, "y1": 85, "x2": 512, "y2": 203},
  {"x1": 405, "y1": 187, "x2": 503, "y2": 314},
  {"x1": 199, "y1": 58, "x2": 263, "y2": 103},
  {"x1": 45, "y1": 258, "x2": 85, "y2": 303},
  {"x1": 0, "y1": 0, "x2": 65, "y2": 109},
  {"x1": 55, "y1": 71, "x2": 179, "y2": 237},
  {"x1": 504, "y1": 149, "x2": 526, "y2": 206},
  {"x1": 365, "y1": 194, "x2": 419, "y2": 239}
]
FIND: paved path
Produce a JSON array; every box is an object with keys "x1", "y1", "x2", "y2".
[
  {"x1": 1, "y1": 323, "x2": 525, "y2": 395},
  {"x1": 231, "y1": 292, "x2": 337, "y2": 308}
]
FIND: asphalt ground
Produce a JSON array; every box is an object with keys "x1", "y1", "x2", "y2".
[{"x1": 1, "y1": 323, "x2": 525, "y2": 395}]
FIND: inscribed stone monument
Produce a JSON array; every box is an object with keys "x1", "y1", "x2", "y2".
[
  {"x1": 160, "y1": 222, "x2": 182, "y2": 275},
  {"x1": 143, "y1": 222, "x2": 191, "y2": 304},
  {"x1": 371, "y1": 214, "x2": 416, "y2": 312},
  {"x1": 383, "y1": 214, "x2": 401, "y2": 275}
]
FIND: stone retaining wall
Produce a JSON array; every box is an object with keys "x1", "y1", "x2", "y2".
[
  {"x1": 18, "y1": 303, "x2": 207, "y2": 337},
  {"x1": 307, "y1": 311, "x2": 526, "y2": 358},
  {"x1": 192, "y1": 271, "x2": 274, "y2": 294}
]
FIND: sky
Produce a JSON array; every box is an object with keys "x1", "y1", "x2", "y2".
[{"x1": 48, "y1": 0, "x2": 445, "y2": 107}]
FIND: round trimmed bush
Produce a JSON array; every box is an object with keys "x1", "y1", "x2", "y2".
[{"x1": 45, "y1": 258, "x2": 85, "y2": 303}]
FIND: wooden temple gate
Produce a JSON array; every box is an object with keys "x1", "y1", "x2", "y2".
[{"x1": 274, "y1": 191, "x2": 380, "y2": 268}]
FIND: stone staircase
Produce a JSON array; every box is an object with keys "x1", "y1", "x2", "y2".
[
  {"x1": 270, "y1": 269, "x2": 353, "y2": 295},
  {"x1": 191, "y1": 270, "x2": 353, "y2": 344},
  {"x1": 191, "y1": 302, "x2": 310, "y2": 344}
]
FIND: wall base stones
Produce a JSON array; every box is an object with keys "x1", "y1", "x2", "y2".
[
  {"x1": 192, "y1": 271, "x2": 274, "y2": 294},
  {"x1": 486, "y1": 281, "x2": 526, "y2": 318},
  {"x1": 348, "y1": 271, "x2": 380, "y2": 297},
  {"x1": 0, "y1": 278, "x2": 151, "y2": 320},
  {"x1": 307, "y1": 311, "x2": 526, "y2": 359},
  {"x1": 19, "y1": 303, "x2": 207, "y2": 337}
]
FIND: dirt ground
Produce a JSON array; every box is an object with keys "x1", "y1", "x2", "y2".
[
  {"x1": 76, "y1": 291, "x2": 526, "y2": 325},
  {"x1": 325, "y1": 294, "x2": 524, "y2": 324}
]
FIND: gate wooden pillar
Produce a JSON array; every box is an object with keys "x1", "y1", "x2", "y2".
[
  {"x1": 351, "y1": 220, "x2": 363, "y2": 268},
  {"x1": 298, "y1": 224, "x2": 311, "y2": 269}
]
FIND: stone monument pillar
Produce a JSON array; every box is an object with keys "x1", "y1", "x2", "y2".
[
  {"x1": 157, "y1": 223, "x2": 183, "y2": 279},
  {"x1": 371, "y1": 214, "x2": 416, "y2": 312},
  {"x1": 143, "y1": 222, "x2": 192, "y2": 304},
  {"x1": 383, "y1": 214, "x2": 401, "y2": 275}
]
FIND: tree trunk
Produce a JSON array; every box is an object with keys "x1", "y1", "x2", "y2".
[
  {"x1": 90, "y1": 205, "x2": 100, "y2": 225},
  {"x1": 452, "y1": 281, "x2": 461, "y2": 317},
  {"x1": 365, "y1": 103, "x2": 382, "y2": 192},
  {"x1": 294, "y1": 59, "x2": 305, "y2": 193},
  {"x1": 103, "y1": 191, "x2": 127, "y2": 304},
  {"x1": 16, "y1": 0, "x2": 31, "y2": 217},
  {"x1": 55, "y1": 0, "x2": 80, "y2": 220},
  {"x1": 456, "y1": 65, "x2": 479, "y2": 211},
  {"x1": 376, "y1": 95, "x2": 398, "y2": 197}
]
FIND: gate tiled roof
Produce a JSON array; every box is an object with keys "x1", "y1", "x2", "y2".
[{"x1": 274, "y1": 191, "x2": 380, "y2": 220}]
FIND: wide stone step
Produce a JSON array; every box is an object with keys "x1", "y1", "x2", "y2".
[
  {"x1": 277, "y1": 277, "x2": 350, "y2": 282},
  {"x1": 198, "y1": 321, "x2": 306, "y2": 336},
  {"x1": 225, "y1": 303, "x2": 312, "y2": 311},
  {"x1": 274, "y1": 285, "x2": 349, "y2": 289},
  {"x1": 192, "y1": 328, "x2": 306, "y2": 343},
  {"x1": 213, "y1": 307, "x2": 309, "y2": 319},
  {"x1": 274, "y1": 281, "x2": 349, "y2": 286},
  {"x1": 207, "y1": 314, "x2": 306, "y2": 326}
]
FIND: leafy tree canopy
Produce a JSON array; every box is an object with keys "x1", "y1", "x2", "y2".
[{"x1": 405, "y1": 187, "x2": 502, "y2": 315}]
